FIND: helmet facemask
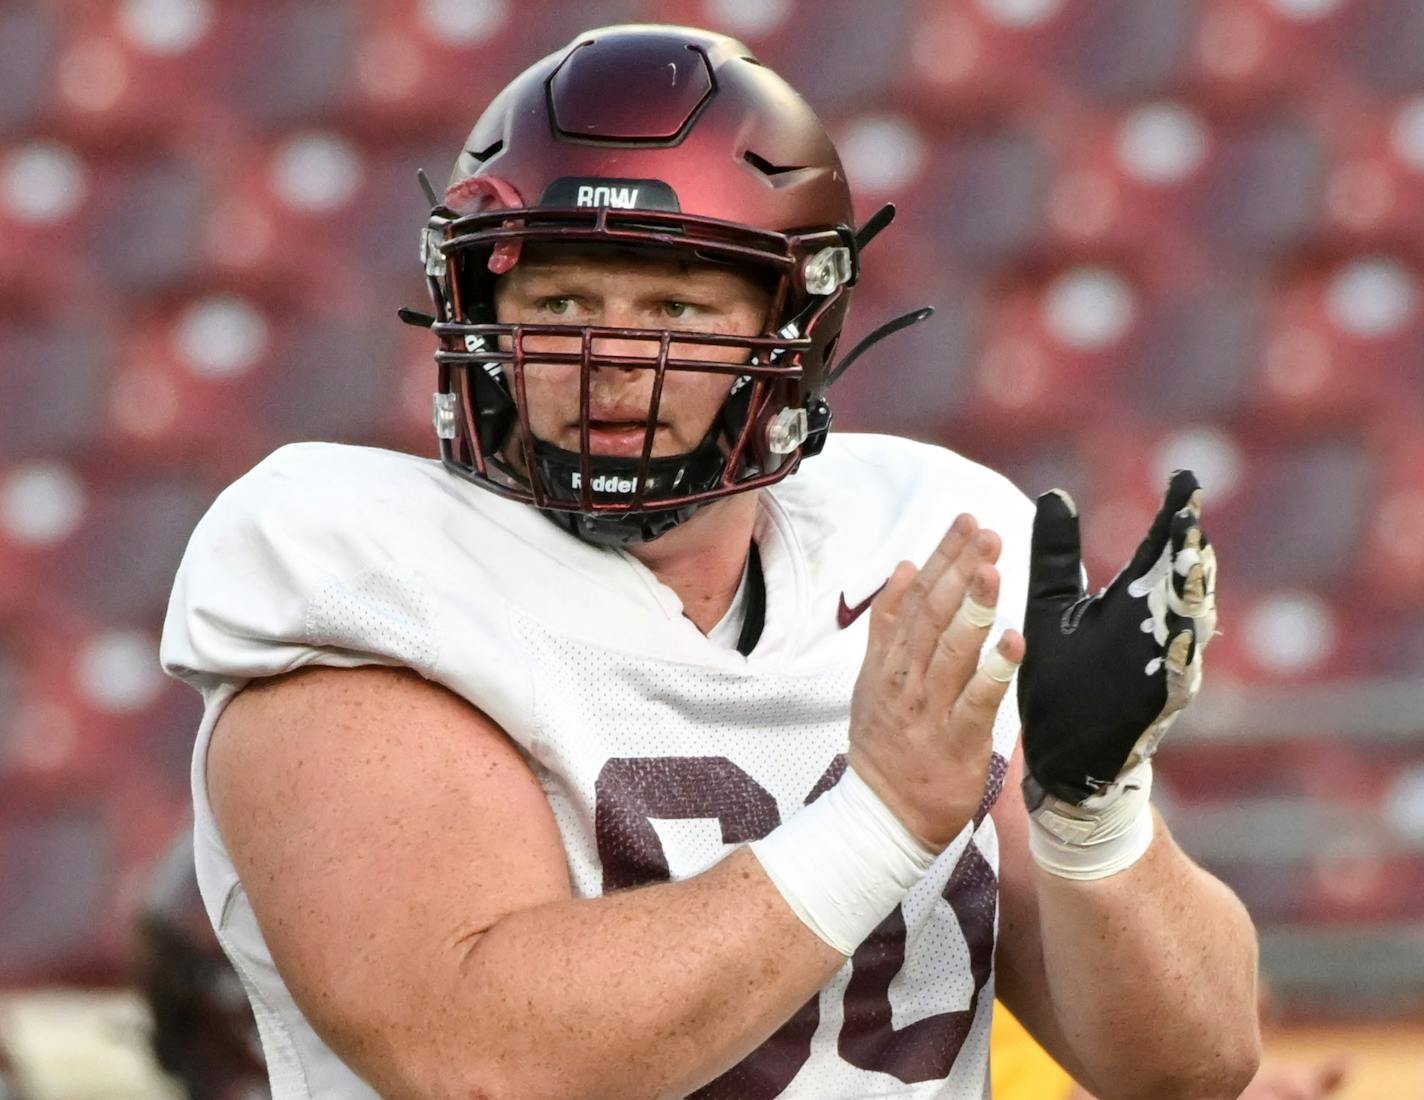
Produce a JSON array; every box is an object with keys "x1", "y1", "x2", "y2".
[{"x1": 424, "y1": 201, "x2": 855, "y2": 546}]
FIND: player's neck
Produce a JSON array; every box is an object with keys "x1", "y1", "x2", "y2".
[{"x1": 625, "y1": 492, "x2": 760, "y2": 635}]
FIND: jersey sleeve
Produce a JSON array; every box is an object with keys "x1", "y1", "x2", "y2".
[
  {"x1": 162, "y1": 444, "x2": 436, "y2": 689},
  {"x1": 159, "y1": 443, "x2": 530, "y2": 738}
]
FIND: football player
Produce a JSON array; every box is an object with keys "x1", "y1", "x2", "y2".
[{"x1": 161, "y1": 24, "x2": 1260, "y2": 1099}]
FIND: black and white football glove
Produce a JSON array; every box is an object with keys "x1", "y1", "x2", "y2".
[{"x1": 1018, "y1": 469, "x2": 1218, "y2": 811}]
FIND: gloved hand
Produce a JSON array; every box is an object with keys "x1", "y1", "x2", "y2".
[{"x1": 1018, "y1": 469, "x2": 1217, "y2": 812}]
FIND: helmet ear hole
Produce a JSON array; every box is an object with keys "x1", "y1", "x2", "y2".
[
  {"x1": 717, "y1": 374, "x2": 756, "y2": 450},
  {"x1": 462, "y1": 364, "x2": 517, "y2": 456}
]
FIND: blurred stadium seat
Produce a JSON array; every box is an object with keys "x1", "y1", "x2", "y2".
[
  {"x1": 893, "y1": 0, "x2": 1072, "y2": 121},
  {"x1": 0, "y1": 5, "x2": 60, "y2": 140},
  {"x1": 1250, "y1": 253, "x2": 1424, "y2": 429},
  {"x1": 1186, "y1": 0, "x2": 1354, "y2": 108},
  {"x1": 962, "y1": 263, "x2": 1143, "y2": 445}
]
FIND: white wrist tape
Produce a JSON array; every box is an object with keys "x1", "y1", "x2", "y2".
[
  {"x1": 1028, "y1": 760, "x2": 1155, "y2": 881},
  {"x1": 750, "y1": 767, "x2": 936, "y2": 955}
]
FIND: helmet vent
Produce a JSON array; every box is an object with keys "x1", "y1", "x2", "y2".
[
  {"x1": 744, "y1": 150, "x2": 807, "y2": 178},
  {"x1": 467, "y1": 140, "x2": 504, "y2": 163}
]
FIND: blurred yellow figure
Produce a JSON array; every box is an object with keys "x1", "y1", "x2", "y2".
[{"x1": 990, "y1": 1000, "x2": 1075, "y2": 1100}]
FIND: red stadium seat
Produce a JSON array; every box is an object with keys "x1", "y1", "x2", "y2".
[
  {"x1": 0, "y1": 319, "x2": 114, "y2": 465},
  {"x1": 1222, "y1": 435, "x2": 1373, "y2": 588},
  {"x1": 1186, "y1": 0, "x2": 1353, "y2": 109},
  {"x1": 250, "y1": 311, "x2": 408, "y2": 446},
  {"x1": 1358, "y1": 425, "x2": 1424, "y2": 610},
  {"x1": 0, "y1": 140, "x2": 97, "y2": 311},
  {"x1": 211, "y1": 3, "x2": 359, "y2": 131},
  {"x1": 0, "y1": 460, "x2": 93, "y2": 620},
  {"x1": 1192, "y1": 110, "x2": 1330, "y2": 259},
  {"x1": 887, "y1": 123, "x2": 1051, "y2": 286},
  {"x1": 1051, "y1": 0, "x2": 1200, "y2": 105},
  {"x1": 1249, "y1": 254, "x2": 1423, "y2": 430},
  {"x1": 45, "y1": 0, "x2": 236, "y2": 149},
  {"x1": 962, "y1": 264, "x2": 1143, "y2": 445},
  {"x1": 0, "y1": 773, "x2": 190, "y2": 986},
  {"x1": 0, "y1": 799, "x2": 118, "y2": 985},
  {"x1": 1318, "y1": 95, "x2": 1424, "y2": 260},
  {"x1": 341, "y1": 0, "x2": 526, "y2": 140},
  {"x1": 1042, "y1": 101, "x2": 1216, "y2": 277},
  {"x1": 197, "y1": 130, "x2": 372, "y2": 302},
  {"x1": 28, "y1": 465, "x2": 216, "y2": 625},
  {"x1": 1156, "y1": 740, "x2": 1300, "y2": 803},
  {"x1": 98, "y1": 295, "x2": 280, "y2": 469},
  {"x1": 0, "y1": 143, "x2": 209, "y2": 308},
  {"x1": 1303, "y1": 849, "x2": 1421, "y2": 925},
  {"x1": 0, "y1": 4, "x2": 60, "y2": 138},
  {"x1": 895, "y1": 0, "x2": 1074, "y2": 121},
  {"x1": 815, "y1": 281, "x2": 975, "y2": 444},
  {"x1": 1334, "y1": 0, "x2": 1424, "y2": 98},
  {"x1": 2, "y1": 613, "x2": 137, "y2": 777}
]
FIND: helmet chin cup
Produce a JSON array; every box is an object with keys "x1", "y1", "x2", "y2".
[
  {"x1": 529, "y1": 436, "x2": 728, "y2": 547},
  {"x1": 801, "y1": 398, "x2": 833, "y2": 457}
]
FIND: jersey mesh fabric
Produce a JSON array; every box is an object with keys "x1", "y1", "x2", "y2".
[{"x1": 306, "y1": 567, "x2": 438, "y2": 675}]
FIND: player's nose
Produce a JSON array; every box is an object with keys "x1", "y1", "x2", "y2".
[{"x1": 589, "y1": 309, "x2": 660, "y2": 371}]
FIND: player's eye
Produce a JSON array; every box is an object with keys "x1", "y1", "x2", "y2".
[
  {"x1": 540, "y1": 296, "x2": 576, "y2": 316},
  {"x1": 662, "y1": 301, "x2": 691, "y2": 319}
]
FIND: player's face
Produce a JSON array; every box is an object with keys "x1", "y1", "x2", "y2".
[{"x1": 493, "y1": 246, "x2": 772, "y2": 458}]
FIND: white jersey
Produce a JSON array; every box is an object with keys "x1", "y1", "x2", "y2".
[{"x1": 161, "y1": 433, "x2": 1033, "y2": 1100}]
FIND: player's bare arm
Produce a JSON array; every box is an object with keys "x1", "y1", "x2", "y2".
[
  {"x1": 993, "y1": 751, "x2": 1260, "y2": 1100},
  {"x1": 991, "y1": 478, "x2": 1261, "y2": 1100},
  {"x1": 206, "y1": 513, "x2": 1019, "y2": 1100}
]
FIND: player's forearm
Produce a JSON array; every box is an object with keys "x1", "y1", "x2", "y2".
[
  {"x1": 1034, "y1": 811, "x2": 1260, "y2": 1100},
  {"x1": 432, "y1": 846, "x2": 843, "y2": 1100}
]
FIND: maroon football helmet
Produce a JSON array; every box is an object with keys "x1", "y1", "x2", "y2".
[{"x1": 412, "y1": 24, "x2": 907, "y2": 545}]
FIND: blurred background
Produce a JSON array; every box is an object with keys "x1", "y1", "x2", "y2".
[{"x1": 0, "y1": 0, "x2": 1422, "y2": 1096}]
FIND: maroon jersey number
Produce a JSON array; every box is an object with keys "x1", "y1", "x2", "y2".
[{"x1": 594, "y1": 755, "x2": 1000, "y2": 1097}]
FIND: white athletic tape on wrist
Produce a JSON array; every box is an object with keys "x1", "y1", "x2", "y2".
[
  {"x1": 1028, "y1": 760, "x2": 1155, "y2": 880},
  {"x1": 750, "y1": 766, "x2": 937, "y2": 955}
]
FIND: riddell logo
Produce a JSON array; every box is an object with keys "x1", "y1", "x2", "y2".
[
  {"x1": 576, "y1": 185, "x2": 640, "y2": 209},
  {"x1": 571, "y1": 471, "x2": 642, "y2": 493}
]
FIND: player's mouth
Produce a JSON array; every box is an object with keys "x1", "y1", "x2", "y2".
[{"x1": 581, "y1": 418, "x2": 666, "y2": 457}]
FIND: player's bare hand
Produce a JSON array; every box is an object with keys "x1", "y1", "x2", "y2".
[{"x1": 847, "y1": 513, "x2": 1024, "y2": 850}]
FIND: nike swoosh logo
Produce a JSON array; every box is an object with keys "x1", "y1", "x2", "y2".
[{"x1": 837, "y1": 580, "x2": 889, "y2": 629}]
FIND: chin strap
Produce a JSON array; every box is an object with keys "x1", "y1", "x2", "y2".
[
  {"x1": 854, "y1": 203, "x2": 897, "y2": 252},
  {"x1": 811, "y1": 202, "x2": 935, "y2": 390},
  {"x1": 824, "y1": 306, "x2": 935, "y2": 388}
]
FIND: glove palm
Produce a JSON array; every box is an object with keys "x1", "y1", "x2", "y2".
[{"x1": 1018, "y1": 470, "x2": 1218, "y2": 810}]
